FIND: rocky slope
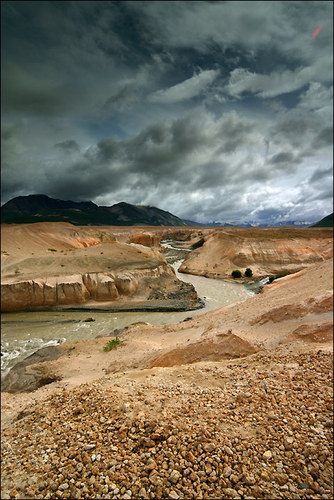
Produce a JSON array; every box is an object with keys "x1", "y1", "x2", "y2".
[{"x1": 1, "y1": 348, "x2": 333, "y2": 500}]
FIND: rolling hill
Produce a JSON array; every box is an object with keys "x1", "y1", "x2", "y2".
[{"x1": 311, "y1": 213, "x2": 333, "y2": 228}]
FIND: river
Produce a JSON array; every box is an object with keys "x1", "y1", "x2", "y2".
[{"x1": 1, "y1": 253, "x2": 254, "y2": 373}]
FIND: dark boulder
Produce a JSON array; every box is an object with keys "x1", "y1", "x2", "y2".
[{"x1": 1, "y1": 346, "x2": 64, "y2": 393}]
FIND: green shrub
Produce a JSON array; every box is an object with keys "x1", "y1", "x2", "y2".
[
  {"x1": 245, "y1": 268, "x2": 253, "y2": 278},
  {"x1": 231, "y1": 270, "x2": 242, "y2": 279},
  {"x1": 269, "y1": 275, "x2": 275, "y2": 283},
  {"x1": 48, "y1": 248, "x2": 57, "y2": 252},
  {"x1": 103, "y1": 337, "x2": 125, "y2": 352}
]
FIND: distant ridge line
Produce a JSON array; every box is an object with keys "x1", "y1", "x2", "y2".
[{"x1": 1, "y1": 194, "x2": 188, "y2": 227}]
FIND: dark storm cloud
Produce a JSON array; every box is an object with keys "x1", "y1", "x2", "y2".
[
  {"x1": 269, "y1": 152, "x2": 297, "y2": 165},
  {"x1": 54, "y1": 140, "x2": 80, "y2": 153},
  {"x1": 310, "y1": 166, "x2": 333, "y2": 184},
  {"x1": 103, "y1": 84, "x2": 138, "y2": 111},
  {"x1": 312, "y1": 127, "x2": 334, "y2": 149},
  {"x1": 1, "y1": 1, "x2": 333, "y2": 224},
  {"x1": 21, "y1": 111, "x2": 290, "y2": 203}
]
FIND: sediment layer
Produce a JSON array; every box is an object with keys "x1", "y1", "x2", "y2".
[{"x1": 1, "y1": 264, "x2": 201, "y2": 312}]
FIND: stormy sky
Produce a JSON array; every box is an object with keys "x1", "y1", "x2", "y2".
[{"x1": 1, "y1": 1, "x2": 333, "y2": 225}]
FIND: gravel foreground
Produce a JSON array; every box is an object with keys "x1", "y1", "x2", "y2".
[{"x1": 1, "y1": 347, "x2": 333, "y2": 500}]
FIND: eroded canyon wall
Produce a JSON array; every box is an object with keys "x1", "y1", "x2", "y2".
[
  {"x1": 1, "y1": 263, "x2": 200, "y2": 312},
  {"x1": 179, "y1": 228, "x2": 333, "y2": 278}
]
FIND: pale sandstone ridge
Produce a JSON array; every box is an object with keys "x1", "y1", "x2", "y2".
[
  {"x1": 1, "y1": 263, "x2": 201, "y2": 313},
  {"x1": 2, "y1": 266, "x2": 165, "y2": 312},
  {"x1": 179, "y1": 227, "x2": 333, "y2": 278}
]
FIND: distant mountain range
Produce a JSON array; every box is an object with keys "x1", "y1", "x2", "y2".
[
  {"x1": 1, "y1": 194, "x2": 188, "y2": 226},
  {"x1": 205, "y1": 220, "x2": 315, "y2": 228},
  {"x1": 1, "y1": 194, "x2": 332, "y2": 228}
]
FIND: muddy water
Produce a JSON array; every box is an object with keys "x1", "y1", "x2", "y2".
[{"x1": 1, "y1": 261, "x2": 253, "y2": 373}]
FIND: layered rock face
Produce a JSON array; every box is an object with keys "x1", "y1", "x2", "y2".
[
  {"x1": 179, "y1": 228, "x2": 333, "y2": 278},
  {"x1": 1, "y1": 272, "x2": 131, "y2": 312},
  {"x1": 1, "y1": 264, "x2": 200, "y2": 312},
  {"x1": 1, "y1": 223, "x2": 202, "y2": 312}
]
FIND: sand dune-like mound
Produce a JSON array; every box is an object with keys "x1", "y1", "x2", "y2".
[
  {"x1": 148, "y1": 333, "x2": 259, "y2": 368},
  {"x1": 250, "y1": 292, "x2": 333, "y2": 325},
  {"x1": 280, "y1": 322, "x2": 333, "y2": 344}
]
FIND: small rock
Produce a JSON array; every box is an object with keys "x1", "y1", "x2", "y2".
[
  {"x1": 243, "y1": 474, "x2": 256, "y2": 486},
  {"x1": 169, "y1": 470, "x2": 181, "y2": 484},
  {"x1": 141, "y1": 437, "x2": 155, "y2": 448},
  {"x1": 59, "y1": 483, "x2": 69, "y2": 491},
  {"x1": 149, "y1": 473, "x2": 162, "y2": 487},
  {"x1": 274, "y1": 473, "x2": 289, "y2": 486},
  {"x1": 223, "y1": 466, "x2": 232, "y2": 478},
  {"x1": 224, "y1": 488, "x2": 239, "y2": 497},
  {"x1": 260, "y1": 470, "x2": 270, "y2": 482},
  {"x1": 225, "y1": 445, "x2": 233, "y2": 456},
  {"x1": 169, "y1": 491, "x2": 179, "y2": 499},
  {"x1": 189, "y1": 471, "x2": 198, "y2": 481},
  {"x1": 284, "y1": 436, "x2": 294, "y2": 451},
  {"x1": 146, "y1": 459, "x2": 157, "y2": 471},
  {"x1": 263, "y1": 450, "x2": 272, "y2": 460},
  {"x1": 203, "y1": 442, "x2": 215, "y2": 452},
  {"x1": 187, "y1": 451, "x2": 197, "y2": 463}
]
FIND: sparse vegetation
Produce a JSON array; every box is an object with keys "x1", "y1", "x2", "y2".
[
  {"x1": 103, "y1": 337, "x2": 125, "y2": 352},
  {"x1": 14, "y1": 268, "x2": 20, "y2": 275},
  {"x1": 48, "y1": 248, "x2": 57, "y2": 252},
  {"x1": 232, "y1": 270, "x2": 242, "y2": 278},
  {"x1": 245, "y1": 268, "x2": 253, "y2": 278},
  {"x1": 269, "y1": 273, "x2": 287, "y2": 283}
]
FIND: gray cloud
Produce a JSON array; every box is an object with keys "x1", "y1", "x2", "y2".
[
  {"x1": 54, "y1": 140, "x2": 80, "y2": 153},
  {"x1": 310, "y1": 166, "x2": 333, "y2": 184},
  {"x1": 1, "y1": 1, "x2": 332, "y2": 225},
  {"x1": 148, "y1": 69, "x2": 220, "y2": 104}
]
